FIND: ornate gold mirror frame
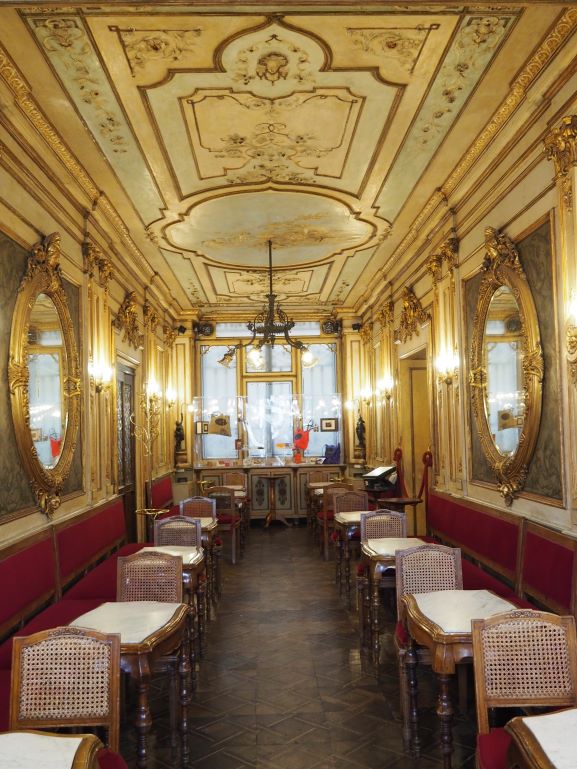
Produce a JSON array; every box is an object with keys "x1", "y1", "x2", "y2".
[
  {"x1": 9, "y1": 233, "x2": 81, "y2": 516},
  {"x1": 469, "y1": 227, "x2": 543, "y2": 505}
]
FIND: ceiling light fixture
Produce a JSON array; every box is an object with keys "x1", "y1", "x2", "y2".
[{"x1": 218, "y1": 240, "x2": 317, "y2": 368}]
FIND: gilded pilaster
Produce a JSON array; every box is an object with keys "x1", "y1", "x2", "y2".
[{"x1": 545, "y1": 115, "x2": 577, "y2": 522}]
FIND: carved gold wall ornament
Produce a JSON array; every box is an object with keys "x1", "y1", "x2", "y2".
[
  {"x1": 544, "y1": 114, "x2": 577, "y2": 179},
  {"x1": 427, "y1": 252, "x2": 443, "y2": 285},
  {"x1": 9, "y1": 232, "x2": 81, "y2": 517},
  {"x1": 113, "y1": 291, "x2": 144, "y2": 350},
  {"x1": 377, "y1": 299, "x2": 395, "y2": 328},
  {"x1": 83, "y1": 240, "x2": 113, "y2": 292},
  {"x1": 359, "y1": 323, "x2": 373, "y2": 346},
  {"x1": 163, "y1": 324, "x2": 177, "y2": 349},
  {"x1": 394, "y1": 286, "x2": 430, "y2": 344},
  {"x1": 143, "y1": 301, "x2": 160, "y2": 332},
  {"x1": 428, "y1": 233, "x2": 460, "y2": 285},
  {"x1": 469, "y1": 226, "x2": 543, "y2": 506}
]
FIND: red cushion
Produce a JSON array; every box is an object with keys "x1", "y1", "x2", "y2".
[
  {"x1": 97, "y1": 748, "x2": 129, "y2": 769},
  {"x1": 395, "y1": 620, "x2": 409, "y2": 646},
  {"x1": 477, "y1": 728, "x2": 511, "y2": 769},
  {"x1": 0, "y1": 599, "x2": 104, "y2": 669},
  {"x1": 0, "y1": 668, "x2": 11, "y2": 731},
  {"x1": 0, "y1": 536, "x2": 57, "y2": 630},
  {"x1": 157, "y1": 504, "x2": 180, "y2": 521},
  {"x1": 217, "y1": 514, "x2": 239, "y2": 525},
  {"x1": 316, "y1": 511, "x2": 334, "y2": 521},
  {"x1": 57, "y1": 501, "x2": 126, "y2": 585}
]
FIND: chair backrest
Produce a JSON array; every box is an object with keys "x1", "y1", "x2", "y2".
[
  {"x1": 322, "y1": 482, "x2": 354, "y2": 514},
  {"x1": 472, "y1": 610, "x2": 577, "y2": 734},
  {"x1": 308, "y1": 469, "x2": 327, "y2": 484},
  {"x1": 360, "y1": 509, "x2": 407, "y2": 541},
  {"x1": 207, "y1": 486, "x2": 238, "y2": 520},
  {"x1": 10, "y1": 626, "x2": 121, "y2": 751},
  {"x1": 117, "y1": 551, "x2": 183, "y2": 602},
  {"x1": 395, "y1": 543, "x2": 463, "y2": 618},
  {"x1": 334, "y1": 490, "x2": 369, "y2": 514},
  {"x1": 154, "y1": 515, "x2": 202, "y2": 547},
  {"x1": 180, "y1": 495, "x2": 216, "y2": 520},
  {"x1": 223, "y1": 471, "x2": 246, "y2": 489}
]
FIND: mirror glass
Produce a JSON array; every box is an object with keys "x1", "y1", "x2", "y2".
[
  {"x1": 28, "y1": 293, "x2": 66, "y2": 469},
  {"x1": 483, "y1": 285, "x2": 524, "y2": 456}
]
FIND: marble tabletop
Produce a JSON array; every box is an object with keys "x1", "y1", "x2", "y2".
[
  {"x1": 140, "y1": 545, "x2": 204, "y2": 565},
  {"x1": 71, "y1": 601, "x2": 183, "y2": 644},
  {"x1": 0, "y1": 733, "x2": 86, "y2": 769},
  {"x1": 412, "y1": 589, "x2": 516, "y2": 634},
  {"x1": 362, "y1": 537, "x2": 425, "y2": 558},
  {"x1": 198, "y1": 517, "x2": 217, "y2": 531},
  {"x1": 511, "y1": 707, "x2": 577, "y2": 769}
]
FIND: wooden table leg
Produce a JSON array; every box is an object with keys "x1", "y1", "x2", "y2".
[
  {"x1": 371, "y1": 577, "x2": 381, "y2": 664},
  {"x1": 344, "y1": 531, "x2": 352, "y2": 606},
  {"x1": 437, "y1": 672, "x2": 454, "y2": 769},
  {"x1": 179, "y1": 629, "x2": 191, "y2": 765},
  {"x1": 134, "y1": 658, "x2": 152, "y2": 769},
  {"x1": 405, "y1": 639, "x2": 420, "y2": 756},
  {"x1": 335, "y1": 528, "x2": 343, "y2": 591}
]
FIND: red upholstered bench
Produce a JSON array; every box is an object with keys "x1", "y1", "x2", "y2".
[
  {"x1": 519, "y1": 520, "x2": 577, "y2": 617},
  {"x1": 63, "y1": 543, "x2": 142, "y2": 601},
  {"x1": 148, "y1": 474, "x2": 179, "y2": 515},
  {"x1": 428, "y1": 492, "x2": 522, "y2": 600}
]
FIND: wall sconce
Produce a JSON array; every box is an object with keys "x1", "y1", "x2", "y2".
[
  {"x1": 377, "y1": 375, "x2": 395, "y2": 402},
  {"x1": 165, "y1": 387, "x2": 177, "y2": 409},
  {"x1": 88, "y1": 359, "x2": 113, "y2": 394},
  {"x1": 359, "y1": 387, "x2": 373, "y2": 405},
  {"x1": 436, "y1": 350, "x2": 460, "y2": 385}
]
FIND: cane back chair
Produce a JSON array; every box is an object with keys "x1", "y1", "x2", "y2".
[
  {"x1": 315, "y1": 482, "x2": 353, "y2": 560},
  {"x1": 472, "y1": 610, "x2": 577, "y2": 769},
  {"x1": 333, "y1": 490, "x2": 369, "y2": 587},
  {"x1": 180, "y1": 495, "x2": 216, "y2": 520},
  {"x1": 395, "y1": 544, "x2": 463, "y2": 748},
  {"x1": 10, "y1": 626, "x2": 126, "y2": 768},
  {"x1": 207, "y1": 486, "x2": 242, "y2": 564},
  {"x1": 223, "y1": 471, "x2": 250, "y2": 550}
]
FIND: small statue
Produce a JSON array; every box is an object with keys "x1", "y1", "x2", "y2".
[
  {"x1": 174, "y1": 414, "x2": 185, "y2": 452},
  {"x1": 356, "y1": 413, "x2": 366, "y2": 449}
]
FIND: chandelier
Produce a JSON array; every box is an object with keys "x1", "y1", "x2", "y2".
[{"x1": 218, "y1": 240, "x2": 317, "y2": 369}]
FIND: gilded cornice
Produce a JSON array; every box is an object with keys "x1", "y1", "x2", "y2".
[
  {"x1": 113, "y1": 290, "x2": 144, "y2": 350},
  {"x1": 0, "y1": 42, "x2": 155, "y2": 288},
  {"x1": 394, "y1": 286, "x2": 430, "y2": 344},
  {"x1": 544, "y1": 115, "x2": 577, "y2": 178},
  {"x1": 143, "y1": 301, "x2": 160, "y2": 332},
  {"x1": 391, "y1": 7, "x2": 577, "y2": 264},
  {"x1": 83, "y1": 240, "x2": 113, "y2": 292}
]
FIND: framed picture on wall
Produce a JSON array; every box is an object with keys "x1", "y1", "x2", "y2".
[
  {"x1": 202, "y1": 422, "x2": 209, "y2": 434},
  {"x1": 320, "y1": 418, "x2": 338, "y2": 432}
]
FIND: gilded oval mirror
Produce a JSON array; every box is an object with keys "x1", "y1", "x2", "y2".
[
  {"x1": 469, "y1": 227, "x2": 543, "y2": 505},
  {"x1": 9, "y1": 233, "x2": 81, "y2": 515}
]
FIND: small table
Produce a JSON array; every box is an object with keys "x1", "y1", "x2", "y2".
[
  {"x1": 71, "y1": 601, "x2": 189, "y2": 769},
  {"x1": 0, "y1": 732, "x2": 102, "y2": 769},
  {"x1": 377, "y1": 497, "x2": 421, "y2": 536},
  {"x1": 401, "y1": 589, "x2": 516, "y2": 769},
  {"x1": 361, "y1": 537, "x2": 425, "y2": 660},
  {"x1": 506, "y1": 708, "x2": 577, "y2": 769},
  {"x1": 254, "y1": 473, "x2": 291, "y2": 528}
]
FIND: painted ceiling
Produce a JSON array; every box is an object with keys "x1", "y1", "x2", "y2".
[{"x1": 0, "y1": 3, "x2": 564, "y2": 317}]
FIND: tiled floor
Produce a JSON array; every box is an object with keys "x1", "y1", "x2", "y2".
[{"x1": 120, "y1": 525, "x2": 477, "y2": 768}]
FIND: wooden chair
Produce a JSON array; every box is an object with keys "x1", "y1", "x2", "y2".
[
  {"x1": 395, "y1": 544, "x2": 463, "y2": 748},
  {"x1": 154, "y1": 515, "x2": 202, "y2": 548},
  {"x1": 357, "y1": 509, "x2": 409, "y2": 645},
  {"x1": 207, "y1": 486, "x2": 242, "y2": 564},
  {"x1": 117, "y1": 551, "x2": 189, "y2": 728},
  {"x1": 223, "y1": 471, "x2": 250, "y2": 550},
  {"x1": 9, "y1": 626, "x2": 127, "y2": 768},
  {"x1": 472, "y1": 610, "x2": 577, "y2": 769},
  {"x1": 180, "y1": 495, "x2": 216, "y2": 519},
  {"x1": 315, "y1": 482, "x2": 353, "y2": 560},
  {"x1": 333, "y1": 490, "x2": 369, "y2": 587}
]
